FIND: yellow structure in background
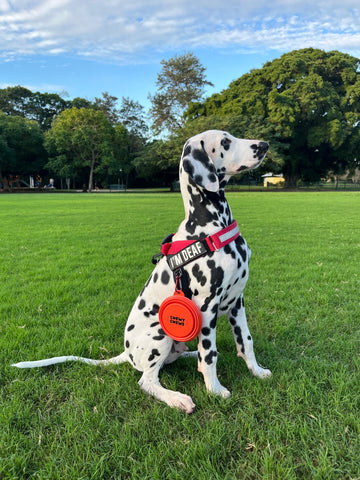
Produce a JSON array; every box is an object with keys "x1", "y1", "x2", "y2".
[{"x1": 262, "y1": 173, "x2": 285, "y2": 187}]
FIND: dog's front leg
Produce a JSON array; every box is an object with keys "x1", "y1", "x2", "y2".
[
  {"x1": 228, "y1": 294, "x2": 271, "y2": 379},
  {"x1": 139, "y1": 365, "x2": 196, "y2": 414},
  {"x1": 197, "y1": 311, "x2": 231, "y2": 398}
]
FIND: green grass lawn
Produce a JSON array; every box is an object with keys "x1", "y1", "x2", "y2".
[{"x1": 1, "y1": 192, "x2": 359, "y2": 480}]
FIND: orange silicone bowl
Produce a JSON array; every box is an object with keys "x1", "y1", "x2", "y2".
[{"x1": 159, "y1": 291, "x2": 202, "y2": 342}]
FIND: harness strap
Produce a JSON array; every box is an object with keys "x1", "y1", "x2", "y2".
[
  {"x1": 156, "y1": 220, "x2": 240, "y2": 271},
  {"x1": 161, "y1": 220, "x2": 239, "y2": 255}
]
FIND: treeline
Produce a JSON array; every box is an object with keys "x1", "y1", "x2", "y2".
[{"x1": 1, "y1": 48, "x2": 360, "y2": 191}]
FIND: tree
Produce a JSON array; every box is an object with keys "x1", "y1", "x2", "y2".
[
  {"x1": 94, "y1": 92, "x2": 119, "y2": 125},
  {"x1": 44, "y1": 108, "x2": 115, "y2": 191},
  {"x1": 187, "y1": 48, "x2": 360, "y2": 186},
  {"x1": 0, "y1": 86, "x2": 67, "y2": 130},
  {"x1": 149, "y1": 52, "x2": 213, "y2": 134},
  {"x1": 0, "y1": 86, "x2": 33, "y2": 117},
  {"x1": 0, "y1": 112, "x2": 46, "y2": 190},
  {"x1": 68, "y1": 97, "x2": 94, "y2": 110},
  {"x1": 28, "y1": 91, "x2": 68, "y2": 130},
  {"x1": 132, "y1": 139, "x2": 176, "y2": 182},
  {"x1": 118, "y1": 97, "x2": 149, "y2": 139}
]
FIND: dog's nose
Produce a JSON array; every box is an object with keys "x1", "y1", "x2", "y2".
[
  {"x1": 259, "y1": 141, "x2": 269, "y2": 152},
  {"x1": 256, "y1": 142, "x2": 269, "y2": 158}
]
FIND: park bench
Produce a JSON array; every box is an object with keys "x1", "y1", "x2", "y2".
[{"x1": 109, "y1": 184, "x2": 127, "y2": 192}]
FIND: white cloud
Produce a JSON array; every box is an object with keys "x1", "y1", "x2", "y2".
[
  {"x1": 0, "y1": 81, "x2": 68, "y2": 93},
  {"x1": 0, "y1": 0, "x2": 359, "y2": 63}
]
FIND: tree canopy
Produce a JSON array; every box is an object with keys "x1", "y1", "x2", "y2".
[
  {"x1": 187, "y1": 48, "x2": 360, "y2": 185},
  {"x1": 1, "y1": 49, "x2": 360, "y2": 189}
]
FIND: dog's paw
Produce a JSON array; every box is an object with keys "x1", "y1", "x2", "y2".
[
  {"x1": 218, "y1": 387, "x2": 231, "y2": 399},
  {"x1": 168, "y1": 392, "x2": 196, "y2": 414},
  {"x1": 208, "y1": 384, "x2": 231, "y2": 399},
  {"x1": 252, "y1": 366, "x2": 272, "y2": 379}
]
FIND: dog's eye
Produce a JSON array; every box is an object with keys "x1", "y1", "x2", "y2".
[{"x1": 221, "y1": 137, "x2": 232, "y2": 151}]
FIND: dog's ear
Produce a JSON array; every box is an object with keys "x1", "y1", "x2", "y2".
[{"x1": 181, "y1": 139, "x2": 219, "y2": 192}]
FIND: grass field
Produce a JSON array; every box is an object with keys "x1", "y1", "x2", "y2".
[{"x1": 0, "y1": 192, "x2": 359, "y2": 480}]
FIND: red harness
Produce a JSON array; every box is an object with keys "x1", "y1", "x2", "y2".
[
  {"x1": 157, "y1": 220, "x2": 240, "y2": 342},
  {"x1": 161, "y1": 220, "x2": 240, "y2": 256}
]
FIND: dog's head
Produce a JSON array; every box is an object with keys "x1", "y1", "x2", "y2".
[{"x1": 180, "y1": 130, "x2": 268, "y2": 192}]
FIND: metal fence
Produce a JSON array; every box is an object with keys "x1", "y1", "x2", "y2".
[{"x1": 225, "y1": 179, "x2": 360, "y2": 192}]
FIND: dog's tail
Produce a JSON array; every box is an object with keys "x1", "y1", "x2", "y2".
[{"x1": 11, "y1": 352, "x2": 128, "y2": 369}]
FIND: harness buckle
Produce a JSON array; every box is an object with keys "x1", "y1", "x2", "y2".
[{"x1": 151, "y1": 252, "x2": 163, "y2": 265}]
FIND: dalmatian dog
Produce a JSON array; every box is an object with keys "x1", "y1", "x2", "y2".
[{"x1": 12, "y1": 130, "x2": 271, "y2": 414}]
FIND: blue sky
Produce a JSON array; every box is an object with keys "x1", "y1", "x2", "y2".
[{"x1": 1, "y1": 0, "x2": 360, "y2": 111}]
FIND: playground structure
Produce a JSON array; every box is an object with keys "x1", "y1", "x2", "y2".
[{"x1": 0, "y1": 175, "x2": 55, "y2": 191}]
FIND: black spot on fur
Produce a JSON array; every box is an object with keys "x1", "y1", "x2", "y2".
[
  {"x1": 153, "y1": 273, "x2": 158, "y2": 283},
  {"x1": 202, "y1": 339, "x2": 211, "y2": 350},
  {"x1": 193, "y1": 148, "x2": 211, "y2": 167},
  {"x1": 240, "y1": 247, "x2": 247, "y2": 262},
  {"x1": 150, "y1": 321, "x2": 160, "y2": 328},
  {"x1": 210, "y1": 316, "x2": 217, "y2": 329},
  {"x1": 231, "y1": 297, "x2": 242, "y2": 317},
  {"x1": 221, "y1": 137, "x2": 232, "y2": 151},
  {"x1": 192, "y1": 264, "x2": 207, "y2": 286},
  {"x1": 138, "y1": 299, "x2": 146, "y2": 310},
  {"x1": 145, "y1": 304, "x2": 160, "y2": 317},
  {"x1": 234, "y1": 326, "x2": 245, "y2": 354},
  {"x1": 208, "y1": 173, "x2": 217, "y2": 184},
  {"x1": 183, "y1": 159, "x2": 194, "y2": 177},
  {"x1": 183, "y1": 144, "x2": 192, "y2": 157},
  {"x1": 153, "y1": 327, "x2": 166, "y2": 341},
  {"x1": 148, "y1": 349, "x2": 161, "y2": 362},
  {"x1": 236, "y1": 235, "x2": 245, "y2": 247},
  {"x1": 235, "y1": 236, "x2": 247, "y2": 261},
  {"x1": 205, "y1": 350, "x2": 217, "y2": 365},
  {"x1": 223, "y1": 297, "x2": 236, "y2": 310},
  {"x1": 224, "y1": 244, "x2": 236, "y2": 259},
  {"x1": 127, "y1": 324, "x2": 135, "y2": 332},
  {"x1": 125, "y1": 340, "x2": 130, "y2": 348},
  {"x1": 242, "y1": 269, "x2": 247, "y2": 278},
  {"x1": 202, "y1": 327, "x2": 211, "y2": 336},
  {"x1": 153, "y1": 335, "x2": 165, "y2": 341},
  {"x1": 161, "y1": 270, "x2": 170, "y2": 285}
]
